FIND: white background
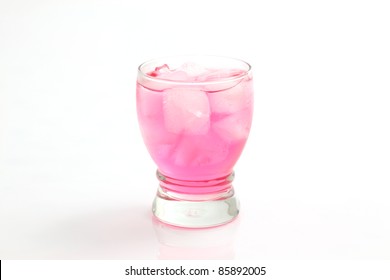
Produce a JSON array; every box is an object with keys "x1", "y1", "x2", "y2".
[{"x1": 0, "y1": 0, "x2": 389, "y2": 259}]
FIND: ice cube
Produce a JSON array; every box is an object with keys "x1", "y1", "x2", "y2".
[
  {"x1": 212, "y1": 111, "x2": 252, "y2": 142},
  {"x1": 159, "y1": 70, "x2": 188, "y2": 81},
  {"x1": 148, "y1": 64, "x2": 191, "y2": 81},
  {"x1": 179, "y1": 62, "x2": 206, "y2": 78},
  {"x1": 198, "y1": 68, "x2": 249, "y2": 92},
  {"x1": 170, "y1": 136, "x2": 197, "y2": 166},
  {"x1": 147, "y1": 64, "x2": 171, "y2": 77},
  {"x1": 163, "y1": 88, "x2": 210, "y2": 135},
  {"x1": 191, "y1": 134, "x2": 229, "y2": 166},
  {"x1": 208, "y1": 79, "x2": 253, "y2": 113},
  {"x1": 141, "y1": 119, "x2": 178, "y2": 161},
  {"x1": 171, "y1": 134, "x2": 228, "y2": 167},
  {"x1": 139, "y1": 64, "x2": 189, "y2": 90},
  {"x1": 198, "y1": 68, "x2": 245, "y2": 82}
]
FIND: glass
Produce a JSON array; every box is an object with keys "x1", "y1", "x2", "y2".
[{"x1": 136, "y1": 55, "x2": 253, "y2": 228}]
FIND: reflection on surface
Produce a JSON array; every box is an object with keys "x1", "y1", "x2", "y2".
[{"x1": 152, "y1": 217, "x2": 239, "y2": 259}]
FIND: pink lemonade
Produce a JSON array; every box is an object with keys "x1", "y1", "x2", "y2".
[{"x1": 137, "y1": 61, "x2": 253, "y2": 196}]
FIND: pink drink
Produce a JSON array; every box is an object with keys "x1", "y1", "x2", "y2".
[{"x1": 137, "y1": 60, "x2": 253, "y2": 197}]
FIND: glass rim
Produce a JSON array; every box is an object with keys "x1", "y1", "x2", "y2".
[{"x1": 137, "y1": 55, "x2": 252, "y2": 86}]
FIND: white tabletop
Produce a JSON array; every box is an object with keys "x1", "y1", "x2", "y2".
[{"x1": 1, "y1": 0, "x2": 389, "y2": 259}]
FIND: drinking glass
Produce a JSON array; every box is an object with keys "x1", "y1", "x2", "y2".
[{"x1": 136, "y1": 55, "x2": 253, "y2": 228}]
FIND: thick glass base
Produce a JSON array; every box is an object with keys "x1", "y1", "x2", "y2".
[{"x1": 152, "y1": 170, "x2": 240, "y2": 228}]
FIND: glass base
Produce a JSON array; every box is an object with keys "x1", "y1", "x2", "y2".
[{"x1": 152, "y1": 170, "x2": 240, "y2": 228}]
